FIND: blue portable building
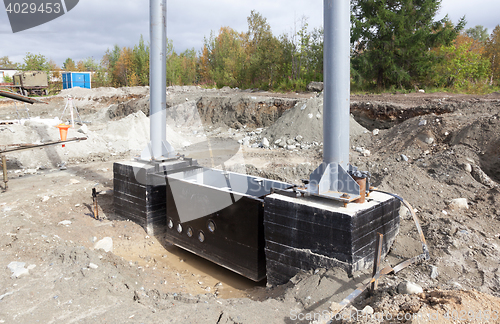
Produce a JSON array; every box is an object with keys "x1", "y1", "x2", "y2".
[{"x1": 62, "y1": 72, "x2": 91, "y2": 89}]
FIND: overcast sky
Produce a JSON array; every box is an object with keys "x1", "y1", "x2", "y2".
[{"x1": 1, "y1": 0, "x2": 499, "y2": 67}]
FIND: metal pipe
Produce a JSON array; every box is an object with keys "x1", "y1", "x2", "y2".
[
  {"x1": 0, "y1": 89, "x2": 46, "y2": 104},
  {"x1": 0, "y1": 137, "x2": 87, "y2": 154},
  {"x1": 323, "y1": 0, "x2": 350, "y2": 169},
  {"x1": 149, "y1": 0, "x2": 167, "y2": 159}
]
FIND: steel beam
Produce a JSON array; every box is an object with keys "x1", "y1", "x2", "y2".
[
  {"x1": 323, "y1": 0, "x2": 350, "y2": 167},
  {"x1": 308, "y1": 0, "x2": 360, "y2": 202},
  {"x1": 141, "y1": 0, "x2": 176, "y2": 161}
]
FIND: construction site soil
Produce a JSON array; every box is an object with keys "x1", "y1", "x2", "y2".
[{"x1": 1, "y1": 86, "x2": 500, "y2": 323}]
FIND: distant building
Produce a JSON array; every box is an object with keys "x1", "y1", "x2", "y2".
[
  {"x1": 0, "y1": 68, "x2": 19, "y2": 83},
  {"x1": 61, "y1": 72, "x2": 92, "y2": 89}
]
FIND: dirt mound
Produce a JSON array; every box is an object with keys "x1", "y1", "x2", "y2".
[
  {"x1": 262, "y1": 94, "x2": 368, "y2": 144},
  {"x1": 357, "y1": 289, "x2": 500, "y2": 324},
  {"x1": 486, "y1": 91, "x2": 500, "y2": 99},
  {"x1": 0, "y1": 110, "x2": 189, "y2": 169},
  {"x1": 57, "y1": 86, "x2": 149, "y2": 100}
]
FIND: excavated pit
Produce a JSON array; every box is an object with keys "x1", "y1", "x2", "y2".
[
  {"x1": 482, "y1": 140, "x2": 500, "y2": 184},
  {"x1": 450, "y1": 114, "x2": 500, "y2": 185},
  {"x1": 350, "y1": 101, "x2": 458, "y2": 130},
  {"x1": 107, "y1": 93, "x2": 300, "y2": 129}
]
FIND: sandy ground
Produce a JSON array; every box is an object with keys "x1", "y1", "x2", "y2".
[{"x1": 1, "y1": 86, "x2": 500, "y2": 323}]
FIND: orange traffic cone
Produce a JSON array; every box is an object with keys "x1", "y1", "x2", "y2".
[{"x1": 56, "y1": 124, "x2": 70, "y2": 147}]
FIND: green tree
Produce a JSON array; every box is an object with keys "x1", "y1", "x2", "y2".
[
  {"x1": 63, "y1": 58, "x2": 76, "y2": 71},
  {"x1": 351, "y1": 0, "x2": 465, "y2": 89},
  {"x1": 485, "y1": 25, "x2": 500, "y2": 85},
  {"x1": 0, "y1": 56, "x2": 18, "y2": 69},
  {"x1": 243, "y1": 10, "x2": 281, "y2": 89},
  {"x1": 200, "y1": 27, "x2": 245, "y2": 88},
  {"x1": 433, "y1": 39, "x2": 490, "y2": 90},
  {"x1": 133, "y1": 35, "x2": 149, "y2": 86},
  {"x1": 102, "y1": 44, "x2": 122, "y2": 86},
  {"x1": 83, "y1": 57, "x2": 100, "y2": 72},
  {"x1": 3, "y1": 75, "x2": 13, "y2": 83},
  {"x1": 21, "y1": 52, "x2": 50, "y2": 72},
  {"x1": 466, "y1": 25, "x2": 489, "y2": 43}
]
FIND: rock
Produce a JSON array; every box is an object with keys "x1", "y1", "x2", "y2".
[
  {"x1": 7, "y1": 261, "x2": 29, "y2": 278},
  {"x1": 308, "y1": 113, "x2": 314, "y2": 119},
  {"x1": 306, "y1": 81, "x2": 324, "y2": 92},
  {"x1": 355, "y1": 147, "x2": 364, "y2": 153},
  {"x1": 274, "y1": 139, "x2": 282, "y2": 145},
  {"x1": 261, "y1": 137, "x2": 270, "y2": 148},
  {"x1": 430, "y1": 265, "x2": 439, "y2": 279},
  {"x1": 463, "y1": 163, "x2": 472, "y2": 173},
  {"x1": 419, "y1": 89, "x2": 425, "y2": 93},
  {"x1": 449, "y1": 198, "x2": 468, "y2": 210},
  {"x1": 372, "y1": 129, "x2": 380, "y2": 136},
  {"x1": 418, "y1": 120, "x2": 427, "y2": 126},
  {"x1": 471, "y1": 164, "x2": 498, "y2": 188},
  {"x1": 398, "y1": 281, "x2": 423, "y2": 294},
  {"x1": 88, "y1": 263, "x2": 99, "y2": 269},
  {"x1": 94, "y1": 237, "x2": 113, "y2": 252},
  {"x1": 424, "y1": 136, "x2": 434, "y2": 145},
  {"x1": 362, "y1": 149, "x2": 371, "y2": 157},
  {"x1": 42, "y1": 196, "x2": 50, "y2": 202},
  {"x1": 362, "y1": 305, "x2": 374, "y2": 315},
  {"x1": 251, "y1": 143, "x2": 259, "y2": 148},
  {"x1": 286, "y1": 138, "x2": 296, "y2": 145},
  {"x1": 401, "y1": 154, "x2": 409, "y2": 162},
  {"x1": 78, "y1": 124, "x2": 88, "y2": 134},
  {"x1": 242, "y1": 139, "x2": 250, "y2": 147},
  {"x1": 287, "y1": 145, "x2": 297, "y2": 150},
  {"x1": 58, "y1": 220, "x2": 72, "y2": 226},
  {"x1": 295, "y1": 135, "x2": 303, "y2": 142}
]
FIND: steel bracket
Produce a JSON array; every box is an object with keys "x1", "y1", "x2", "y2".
[{"x1": 308, "y1": 162, "x2": 361, "y2": 202}]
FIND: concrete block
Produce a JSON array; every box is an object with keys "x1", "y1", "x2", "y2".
[{"x1": 264, "y1": 191, "x2": 400, "y2": 286}]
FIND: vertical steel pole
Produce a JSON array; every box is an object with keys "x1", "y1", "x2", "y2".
[
  {"x1": 323, "y1": 0, "x2": 350, "y2": 169},
  {"x1": 149, "y1": 0, "x2": 167, "y2": 159}
]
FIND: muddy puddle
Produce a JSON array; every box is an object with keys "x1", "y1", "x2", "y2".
[{"x1": 113, "y1": 233, "x2": 266, "y2": 300}]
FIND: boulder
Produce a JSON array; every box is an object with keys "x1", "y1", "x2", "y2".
[{"x1": 306, "y1": 81, "x2": 324, "y2": 92}]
